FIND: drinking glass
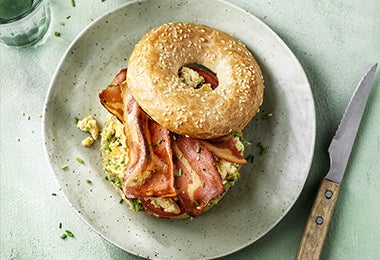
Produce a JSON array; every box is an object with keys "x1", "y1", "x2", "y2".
[{"x1": 0, "y1": 0, "x2": 51, "y2": 47}]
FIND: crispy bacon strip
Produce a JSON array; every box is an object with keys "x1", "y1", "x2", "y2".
[
  {"x1": 99, "y1": 69, "x2": 246, "y2": 216},
  {"x1": 200, "y1": 136, "x2": 247, "y2": 165},
  {"x1": 122, "y1": 85, "x2": 176, "y2": 198},
  {"x1": 98, "y1": 69, "x2": 127, "y2": 122},
  {"x1": 172, "y1": 136, "x2": 225, "y2": 216}
]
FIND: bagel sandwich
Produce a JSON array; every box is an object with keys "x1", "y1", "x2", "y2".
[{"x1": 98, "y1": 22, "x2": 264, "y2": 219}]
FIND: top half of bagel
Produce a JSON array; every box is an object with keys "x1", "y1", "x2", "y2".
[{"x1": 126, "y1": 22, "x2": 264, "y2": 139}]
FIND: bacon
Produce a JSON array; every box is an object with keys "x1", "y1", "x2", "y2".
[
  {"x1": 99, "y1": 69, "x2": 246, "y2": 216},
  {"x1": 172, "y1": 136, "x2": 225, "y2": 216},
  {"x1": 122, "y1": 86, "x2": 176, "y2": 198},
  {"x1": 200, "y1": 136, "x2": 247, "y2": 165},
  {"x1": 98, "y1": 69, "x2": 127, "y2": 122}
]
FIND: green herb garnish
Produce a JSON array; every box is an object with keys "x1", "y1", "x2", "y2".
[
  {"x1": 231, "y1": 131, "x2": 242, "y2": 138},
  {"x1": 71, "y1": 0, "x2": 76, "y2": 7},
  {"x1": 60, "y1": 234, "x2": 67, "y2": 239},
  {"x1": 176, "y1": 168, "x2": 183, "y2": 177},
  {"x1": 65, "y1": 230, "x2": 74, "y2": 237},
  {"x1": 129, "y1": 199, "x2": 144, "y2": 212},
  {"x1": 54, "y1": 31, "x2": 61, "y2": 37},
  {"x1": 86, "y1": 179, "x2": 92, "y2": 184},
  {"x1": 258, "y1": 142, "x2": 269, "y2": 155},
  {"x1": 76, "y1": 157, "x2": 84, "y2": 163},
  {"x1": 196, "y1": 146, "x2": 201, "y2": 153},
  {"x1": 241, "y1": 139, "x2": 251, "y2": 146},
  {"x1": 246, "y1": 154, "x2": 254, "y2": 163}
]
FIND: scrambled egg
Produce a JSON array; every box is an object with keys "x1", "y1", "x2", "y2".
[
  {"x1": 77, "y1": 115, "x2": 99, "y2": 147},
  {"x1": 100, "y1": 115, "x2": 128, "y2": 186},
  {"x1": 179, "y1": 66, "x2": 212, "y2": 91},
  {"x1": 148, "y1": 197, "x2": 182, "y2": 214}
]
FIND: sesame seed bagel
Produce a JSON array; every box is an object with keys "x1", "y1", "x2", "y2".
[{"x1": 127, "y1": 22, "x2": 264, "y2": 139}]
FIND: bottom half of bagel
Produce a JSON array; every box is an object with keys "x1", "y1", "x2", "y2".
[{"x1": 100, "y1": 114, "x2": 247, "y2": 219}]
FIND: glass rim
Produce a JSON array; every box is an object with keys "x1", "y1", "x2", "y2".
[{"x1": 0, "y1": 0, "x2": 44, "y2": 25}]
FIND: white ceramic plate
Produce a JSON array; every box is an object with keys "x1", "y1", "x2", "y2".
[{"x1": 43, "y1": 0, "x2": 315, "y2": 259}]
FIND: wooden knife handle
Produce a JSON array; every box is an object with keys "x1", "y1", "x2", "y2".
[{"x1": 296, "y1": 178, "x2": 340, "y2": 260}]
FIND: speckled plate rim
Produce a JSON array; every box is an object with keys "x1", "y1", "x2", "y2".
[{"x1": 42, "y1": 0, "x2": 316, "y2": 259}]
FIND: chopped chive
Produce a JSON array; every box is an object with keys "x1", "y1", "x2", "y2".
[
  {"x1": 76, "y1": 157, "x2": 84, "y2": 163},
  {"x1": 61, "y1": 165, "x2": 68, "y2": 170},
  {"x1": 65, "y1": 230, "x2": 74, "y2": 237},
  {"x1": 202, "y1": 182, "x2": 205, "y2": 187},
  {"x1": 104, "y1": 175, "x2": 109, "y2": 181},
  {"x1": 196, "y1": 146, "x2": 201, "y2": 153},
  {"x1": 54, "y1": 31, "x2": 61, "y2": 37},
  {"x1": 59, "y1": 223, "x2": 62, "y2": 229},
  {"x1": 73, "y1": 117, "x2": 79, "y2": 124},
  {"x1": 150, "y1": 143, "x2": 157, "y2": 147},
  {"x1": 119, "y1": 198, "x2": 123, "y2": 204},
  {"x1": 66, "y1": 15, "x2": 71, "y2": 19},
  {"x1": 172, "y1": 135, "x2": 177, "y2": 141},
  {"x1": 246, "y1": 154, "x2": 254, "y2": 163},
  {"x1": 51, "y1": 193, "x2": 57, "y2": 196},
  {"x1": 60, "y1": 234, "x2": 67, "y2": 239},
  {"x1": 59, "y1": 22, "x2": 65, "y2": 26},
  {"x1": 114, "y1": 164, "x2": 120, "y2": 170},
  {"x1": 241, "y1": 139, "x2": 251, "y2": 146},
  {"x1": 175, "y1": 168, "x2": 183, "y2": 177},
  {"x1": 157, "y1": 138, "x2": 164, "y2": 144},
  {"x1": 178, "y1": 153, "x2": 183, "y2": 160},
  {"x1": 258, "y1": 142, "x2": 269, "y2": 155},
  {"x1": 194, "y1": 200, "x2": 199, "y2": 207},
  {"x1": 86, "y1": 179, "x2": 92, "y2": 184},
  {"x1": 71, "y1": 0, "x2": 76, "y2": 7}
]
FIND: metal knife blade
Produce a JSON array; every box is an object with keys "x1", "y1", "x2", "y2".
[
  {"x1": 296, "y1": 64, "x2": 378, "y2": 260},
  {"x1": 326, "y1": 63, "x2": 378, "y2": 183}
]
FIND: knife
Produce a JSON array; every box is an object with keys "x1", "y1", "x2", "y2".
[{"x1": 296, "y1": 64, "x2": 378, "y2": 260}]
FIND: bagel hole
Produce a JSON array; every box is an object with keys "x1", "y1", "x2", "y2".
[{"x1": 179, "y1": 64, "x2": 218, "y2": 90}]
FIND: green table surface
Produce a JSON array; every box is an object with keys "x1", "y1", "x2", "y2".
[{"x1": 1, "y1": 0, "x2": 379, "y2": 259}]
